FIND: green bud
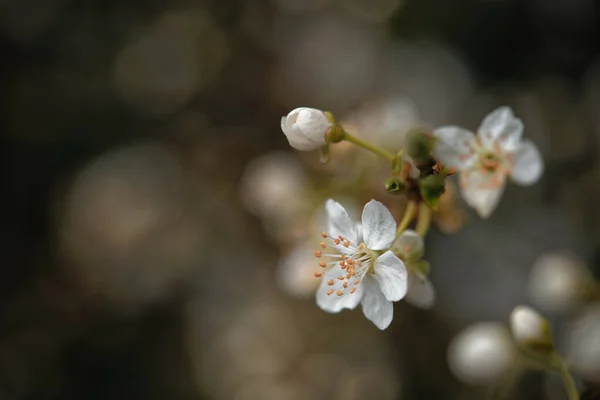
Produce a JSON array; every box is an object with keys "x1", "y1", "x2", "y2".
[
  {"x1": 384, "y1": 178, "x2": 406, "y2": 194},
  {"x1": 406, "y1": 129, "x2": 435, "y2": 164},
  {"x1": 419, "y1": 174, "x2": 446, "y2": 210}
]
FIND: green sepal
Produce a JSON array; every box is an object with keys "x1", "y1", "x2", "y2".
[
  {"x1": 406, "y1": 129, "x2": 435, "y2": 165},
  {"x1": 320, "y1": 144, "x2": 331, "y2": 164},
  {"x1": 419, "y1": 174, "x2": 446, "y2": 210},
  {"x1": 384, "y1": 177, "x2": 406, "y2": 194}
]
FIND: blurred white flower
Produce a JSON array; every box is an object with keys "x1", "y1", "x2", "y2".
[
  {"x1": 509, "y1": 305, "x2": 552, "y2": 348},
  {"x1": 315, "y1": 199, "x2": 408, "y2": 330},
  {"x1": 529, "y1": 252, "x2": 591, "y2": 314},
  {"x1": 433, "y1": 106, "x2": 544, "y2": 218},
  {"x1": 565, "y1": 303, "x2": 600, "y2": 381},
  {"x1": 281, "y1": 107, "x2": 332, "y2": 150},
  {"x1": 276, "y1": 241, "x2": 321, "y2": 299},
  {"x1": 392, "y1": 230, "x2": 435, "y2": 309},
  {"x1": 240, "y1": 151, "x2": 308, "y2": 241},
  {"x1": 448, "y1": 322, "x2": 516, "y2": 385},
  {"x1": 240, "y1": 151, "x2": 307, "y2": 218}
]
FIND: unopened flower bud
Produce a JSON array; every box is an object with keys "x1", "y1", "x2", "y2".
[
  {"x1": 510, "y1": 305, "x2": 554, "y2": 352},
  {"x1": 384, "y1": 178, "x2": 406, "y2": 194},
  {"x1": 419, "y1": 174, "x2": 446, "y2": 209},
  {"x1": 406, "y1": 129, "x2": 435, "y2": 165},
  {"x1": 281, "y1": 107, "x2": 332, "y2": 151},
  {"x1": 448, "y1": 322, "x2": 516, "y2": 385}
]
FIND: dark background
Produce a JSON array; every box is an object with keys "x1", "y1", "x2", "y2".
[{"x1": 0, "y1": 0, "x2": 598, "y2": 399}]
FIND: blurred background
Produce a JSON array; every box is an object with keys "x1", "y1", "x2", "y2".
[{"x1": 0, "y1": 0, "x2": 598, "y2": 399}]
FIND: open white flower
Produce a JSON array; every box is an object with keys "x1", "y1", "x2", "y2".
[
  {"x1": 314, "y1": 199, "x2": 408, "y2": 330},
  {"x1": 392, "y1": 230, "x2": 435, "y2": 309},
  {"x1": 433, "y1": 106, "x2": 543, "y2": 218},
  {"x1": 281, "y1": 107, "x2": 332, "y2": 151}
]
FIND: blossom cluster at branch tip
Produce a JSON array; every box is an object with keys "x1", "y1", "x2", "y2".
[{"x1": 432, "y1": 106, "x2": 543, "y2": 218}]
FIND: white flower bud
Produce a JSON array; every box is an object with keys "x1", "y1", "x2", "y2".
[
  {"x1": 448, "y1": 322, "x2": 516, "y2": 385},
  {"x1": 281, "y1": 107, "x2": 332, "y2": 150},
  {"x1": 510, "y1": 305, "x2": 553, "y2": 350}
]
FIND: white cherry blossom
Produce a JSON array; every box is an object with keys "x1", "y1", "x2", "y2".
[
  {"x1": 392, "y1": 230, "x2": 435, "y2": 309},
  {"x1": 433, "y1": 106, "x2": 543, "y2": 218},
  {"x1": 314, "y1": 199, "x2": 408, "y2": 330},
  {"x1": 281, "y1": 107, "x2": 332, "y2": 150}
]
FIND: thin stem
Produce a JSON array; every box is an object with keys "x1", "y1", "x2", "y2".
[
  {"x1": 396, "y1": 201, "x2": 417, "y2": 238},
  {"x1": 416, "y1": 202, "x2": 432, "y2": 237},
  {"x1": 342, "y1": 132, "x2": 395, "y2": 162},
  {"x1": 555, "y1": 356, "x2": 579, "y2": 400}
]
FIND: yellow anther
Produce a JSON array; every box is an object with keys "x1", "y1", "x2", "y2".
[
  {"x1": 320, "y1": 242, "x2": 326, "y2": 249},
  {"x1": 350, "y1": 288, "x2": 357, "y2": 294},
  {"x1": 328, "y1": 279, "x2": 334, "y2": 286},
  {"x1": 343, "y1": 241, "x2": 350, "y2": 247},
  {"x1": 319, "y1": 261, "x2": 326, "y2": 268},
  {"x1": 336, "y1": 290, "x2": 343, "y2": 296},
  {"x1": 314, "y1": 272, "x2": 322, "y2": 277},
  {"x1": 327, "y1": 289, "x2": 334, "y2": 295},
  {"x1": 315, "y1": 251, "x2": 322, "y2": 258},
  {"x1": 321, "y1": 232, "x2": 328, "y2": 238},
  {"x1": 337, "y1": 276, "x2": 344, "y2": 280}
]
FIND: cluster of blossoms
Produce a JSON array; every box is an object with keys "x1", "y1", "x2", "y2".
[
  {"x1": 280, "y1": 105, "x2": 542, "y2": 328},
  {"x1": 277, "y1": 105, "x2": 593, "y2": 399}
]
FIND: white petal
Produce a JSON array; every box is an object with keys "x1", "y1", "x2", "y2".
[
  {"x1": 295, "y1": 108, "x2": 331, "y2": 144},
  {"x1": 360, "y1": 276, "x2": 394, "y2": 330},
  {"x1": 477, "y1": 106, "x2": 523, "y2": 153},
  {"x1": 392, "y1": 229, "x2": 424, "y2": 261},
  {"x1": 361, "y1": 200, "x2": 396, "y2": 250},
  {"x1": 405, "y1": 271, "x2": 435, "y2": 309},
  {"x1": 281, "y1": 116, "x2": 317, "y2": 150},
  {"x1": 316, "y1": 266, "x2": 363, "y2": 313},
  {"x1": 325, "y1": 199, "x2": 359, "y2": 244},
  {"x1": 510, "y1": 139, "x2": 543, "y2": 186},
  {"x1": 372, "y1": 251, "x2": 408, "y2": 302},
  {"x1": 432, "y1": 126, "x2": 478, "y2": 170},
  {"x1": 460, "y1": 170, "x2": 506, "y2": 218}
]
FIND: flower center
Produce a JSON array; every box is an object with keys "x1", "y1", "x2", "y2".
[
  {"x1": 314, "y1": 232, "x2": 371, "y2": 297},
  {"x1": 480, "y1": 152, "x2": 501, "y2": 171}
]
